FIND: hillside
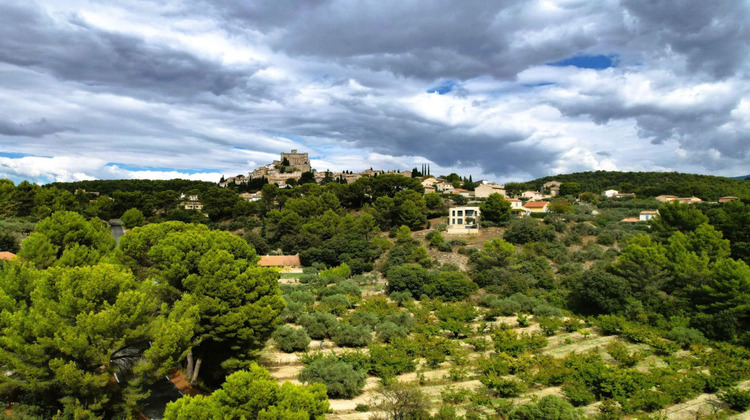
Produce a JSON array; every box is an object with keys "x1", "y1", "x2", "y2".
[{"x1": 523, "y1": 171, "x2": 750, "y2": 201}]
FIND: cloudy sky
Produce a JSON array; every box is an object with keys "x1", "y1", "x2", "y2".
[{"x1": 1, "y1": 0, "x2": 749, "y2": 184}]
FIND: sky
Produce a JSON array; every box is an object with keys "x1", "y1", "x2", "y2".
[{"x1": 0, "y1": 0, "x2": 749, "y2": 185}]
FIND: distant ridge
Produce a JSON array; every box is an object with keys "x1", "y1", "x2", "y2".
[
  {"x1": 733, "y1": 175, "x2": 750, "y2": 180},
  {"x1": 519, "y1": 170, "x2": 750, "y2": 201}
]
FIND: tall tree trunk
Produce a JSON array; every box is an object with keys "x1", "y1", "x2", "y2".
[
  {"x1": 186, "y1": 349, "x2": 195, "y2": 381},
  {"x1": 191, "y1": 357, "x2": 203, "y2": 384}
]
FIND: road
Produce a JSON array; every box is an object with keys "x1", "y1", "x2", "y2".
[{"x1": 109, "y1": 220, "x2": 125, "y2": 247}]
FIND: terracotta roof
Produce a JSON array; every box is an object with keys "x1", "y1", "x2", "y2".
[
  {"x1": 640, "y1": 210, "x2": 659, "y2": 215},
  {"x1": 257, "y1": 255, "x2": 301, "y2": 267},
  {"x1": 523, "y1": 201, "x2": 549, "y2": 208},
  {"x1": 621, "y1": 217, "x2": 640, "y2": 223},
  {"x1": 0, "y1": 252, "x2": 16, "y2": 261}
]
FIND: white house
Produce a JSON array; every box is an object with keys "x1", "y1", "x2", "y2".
[
  {"x1": 604, "y1": 189, "x2": 618, "y2": 198},
  {"x1": 639, "y1": 210, "x2": 659, "y2": 221},
  {"x1": 474, "y1": 183, "x2": 506, "y2": 198},
  {"x1": 522, "y1": 190, "x2": 544, "y2": 201},
  {"x1": 447, "y1": 206, "x2": 480, "y2": 234}
]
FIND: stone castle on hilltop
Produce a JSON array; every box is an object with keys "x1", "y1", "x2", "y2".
[{"x1": 220, "y1": 149, "x2": 412, "y2": 188}]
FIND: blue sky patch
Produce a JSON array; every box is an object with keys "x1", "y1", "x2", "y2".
[
  {"x1": 0, "y1": 151, "x2": 42, "y2": 159},
  {"x1": 548, "y1": 54, "x2": 618, "y2": 69},
  {"x1": 427, "y1": 80, "x2": 459, "y2": 95}
]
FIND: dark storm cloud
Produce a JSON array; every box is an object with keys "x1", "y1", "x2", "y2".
[
  {"x1": 0, "y1": 118, "x2": 72, "y2": 137},
  {"x1": 0, "y1": 3, "x2": 259, "y2": 101},
  {"x1": 204, "y1": 0, "x2": 612, "y2": 80},
  {"x1": 1, "y1": 0, "x2": 749, "y2": 183},
  {"x1": 622, "y1": 0, "x2": 750, "y2": 78}
]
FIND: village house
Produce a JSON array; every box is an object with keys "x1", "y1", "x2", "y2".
[
  {"x1": 180, "y1": 193, "x2": 199, "y2": 201},
  {"x1": 447, "y1": 206, "x2": 480, "y2": 234},
  {"x1": 522, "y1": 190, "x2": 544, "y2": 201},
  {"x1": 240, "y1": 192, "x2": 263, "y2": 202},
  {"x1": 614, "y1": 193, "x2": 636, "y2": 198},
  {"x1": 603, "y1": 189, "x2": 619, "y2": 198},
  {"x1": 0, "y1": 252, "x2": 16, "y2": 261},
  {"x1": 542, "y1": 181, "x2": 561, "y2": 196},
  {"x1": 435, "y1": 182, "x2": 455, "y2": 194},
  {"x1": 621, "y1": 217, "x2": 640, "y2": 225},
  {"x1": 655, "y1": 195, "x2": 679, "y2": 203},
  {"x1": 506, "y1": 198, "x2": 524, "y2": 210},
  {"x1": 452, "y1": 188, "x2": 472, "y2": 198},
  {"x1": 719, "y1": 196, "x2": 740, "y2": 203},
  {"x1": 183, "y1": 201, "x2": 203, "y2": 211},
  {"x1": 421, "y1": 178, "x2": 439, "y2": 189},
  {"x1": 640, "y1": 210, "x2": 659, "y2": 221},
  {"x1": 675, "y1": 196, "x2": 703, "y2": 204},
  {"x1": 257, "y1": 255, "x2": 303, "y2": 273},
  {"x1": 523, "y1": 201, "x2": 549, "y2": 214},
  {"x1": 474, "y1": 183, "x2": 506, "y2": 198}
]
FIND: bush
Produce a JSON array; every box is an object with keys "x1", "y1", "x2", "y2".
[
  {"x1": 596, "y1": 231, "x2": 615, "y2": 246},
  {"x1": 331, "y1": 323, "x2": 372, "y2": 348},
  {"x1": 273, "y1": 325, "x2": 310, "y2": 353},
  {"x1": 438, "y1": 242, "x2": 453, "y2": 252},
  {"x1": 719, "y1": 387, "x2": 750, "y2": 411},
  {"x1": 318, "y1": 294, "x2": 352, "y2": 316},
  {"x1": 347, "y1": 310, "x2": 379, "y2": 328},
  {"x1": 509, "y1": 396, "x2": 583, "y2": 420},
  {"x1": 562, "y1": 380, "x2": 595, "y2": 407},
  {"x1": 667, "y1": 326, "x2": 708, "y2": 349},
  {"x1": 482, "y1": 376, "x2": 527, "y2": 397},
  {"x1": 299, "y1": 356, "x2": 367, "y2": 398},
  {"x1": 387, "y1": 291, "x2": 410, "y2": 307},
  {"x1": 538, "y1": 317, "x2": 563, "y2": 336},
  {"x1": 299, "y1": 311, "x2": 339, "y2": 340},
  {"x1": 493, "y1": 329, "x2": 548, "y2": 356},
  {"x1": 376, "y1": 321, "x2": 409, "y2": 343}
]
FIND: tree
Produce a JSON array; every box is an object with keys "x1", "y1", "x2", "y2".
[
  {"x1": 479, "y1": 193, "x2": 511, "y2": 224},
  {"x1": 17, "y1": 211, "x2": 114, "y2": 269},
  {"x1": 559, "y1": 182, "x2": 581, "y2": 197},
  {"x1": 370, "y1": 382, "x2": 431, "y2": 420},
  {"x1": 509, "y1": 395, "x2": 582, "y2": 420},
  {"x1": 0, "y1": 262, "x2": 196, "y2": 416},
  {"x1": 164, "y1": 364, "x2": 328, "y2": 419},
  {"x1": 299, "y1": 357, "x2": 367, "y2": 398},
  {"x1": 119, "y1": 222, "x2": 285, "y2": 382},
  {"x1": 650, "y1": 201, "x2": 709, "y2": 236},
  {"x1": 121, "y1": 207, "x2": 146, "y2": 229},
  {"x1": 0, "y1": 231, "x2": 19, "y2": 253},
  {"x1": 548, "y1": 199, "x2": 574, "y2": 214}
]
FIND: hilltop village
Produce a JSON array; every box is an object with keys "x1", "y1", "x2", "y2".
[{"x1": 2, "y1": 151, "x2": 750, "y2": 419}]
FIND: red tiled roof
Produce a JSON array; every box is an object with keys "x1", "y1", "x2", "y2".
[
  {"x1": 257, "y1": 255, "x2": 301, "y2": 267},
  {"x1": 523, "y1": 201, "x2": 549, "y2": 208},
  {"x1": 621, "y1": 218, "x2": 640, "y2": 223},
  {"x1": 0, "y1": 252, "x2": 16, "y2": 261}
]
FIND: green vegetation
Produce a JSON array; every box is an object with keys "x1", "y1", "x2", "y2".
[{"x1": 3, "y1": 169, "x2": 750, "y2": 418}]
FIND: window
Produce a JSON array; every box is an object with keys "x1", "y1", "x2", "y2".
[
  {"x1": 457, "y1": 218, "x2": 463, "y2": 225},
  {"x1": 466, "y1": 210, "x2": 474, "y2": 216},
  {"x1": 457, "y1": 210, "x2": 463, "y2": 216}
]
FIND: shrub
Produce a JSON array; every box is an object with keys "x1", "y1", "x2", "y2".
[
  {"x1": 389, "y1": 290, "x2": 413, "y2": 306},
  {"x1": 273, "y1": 325, "x2": 311, "y2": 353},
  {"x1": 441, "y1": 386, "x2": 471, "y2": 404},
  {"x1": 719, "y1": 387, "x2": 750, "y2": 411},
  {"x1": 368, "y1": 340, "x2": 417, "y2": 378},
  {"x1": 562, "y1": 380, "x2": 595, "y2": 407},
  {"x1": 299, "y1": 311, "x2": 339, "y2": 340},
  {"x1": 299, "y1": 357, "x2": 367, "y2": 399},
  {"x1": 481, "y1": 376, "x2": 527, "y2": 397},
  {"x1": 347, "y1": 310, "x2": 380, "y2": 328},
  {"x1": 596, "y1": 232, "x2": 615, "y2": 246},
  {"x1": 493, "y1": 329, "x2": 548, "y2": 356},
  {"x1": 331, "y1": 323, "x2": 372, "y2": 348},
  {"x1": 538, "y1": 316, "x2": 563, "y2": 336},
  {"x1": 318, "y1": 294, "x2": 352, "y2": 316},
  {"x1": 605, "y1": 341, "x2": 642, "y2": 367},
  {"x1": 279, "y1": 300, "x2": 306, "y2": 323},
  {"x1": 667, "y1": 326, "x2": 708, "y2": 349},
  {"x1": 438, "y1": 242, "x2": 453, "y2": 252},
  {"x1": 376, "y1": 321, "x2": 409, "y2": 343}
]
